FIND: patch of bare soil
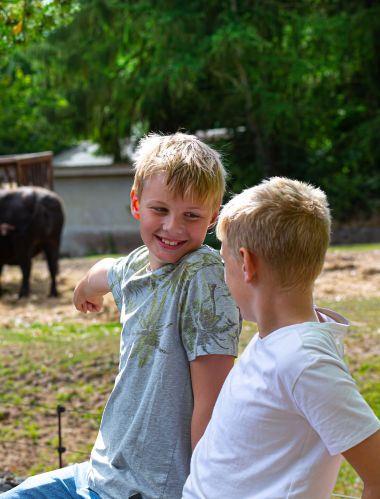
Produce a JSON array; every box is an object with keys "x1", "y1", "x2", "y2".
[
  {"x1": 0, "y1": 256, "x2": 119, "y2": 328},
  {"x1": 314, "y1": 249, "x2": 380, "y2": 301},
  {"x1": 0, "y1": 250, "x2": 379, "y2": 326},
  {"x1": 0, "y1": 250, "x2": 379, "y2": 477}
]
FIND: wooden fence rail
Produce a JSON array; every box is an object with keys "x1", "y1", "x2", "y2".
[{"x1": 0, "y1": 151, "x2": 54, "y2": 190}]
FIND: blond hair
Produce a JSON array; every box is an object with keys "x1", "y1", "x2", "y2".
[
  {"x1": 132, "y1": 132, "x2": 226, "y2": 210},
  {"x1": 217, "y1": 177, "x2": 331, "y2": 290}
]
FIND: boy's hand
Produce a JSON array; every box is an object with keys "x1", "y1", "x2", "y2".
[
  {"x1": 73, "y1": 258, "x2": 115, "y2": 314},
  {"x1": 74, "y1": 291, "x2": 104, "y2": 314}
]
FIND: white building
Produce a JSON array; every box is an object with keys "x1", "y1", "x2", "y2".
[{"x1": 54, "y1": 142, "x2": 141, "y2": 256}]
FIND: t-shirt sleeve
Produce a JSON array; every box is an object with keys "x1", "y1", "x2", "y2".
[
  {"x1": 293, "y1": 359, "x2": 380, "y2": 455},
  {"x1": 107, "y1": 256, "x2": 128, "y2": 312},
  {"x1": 180, "y1": 263, "x2": 241, "y2": 361}
]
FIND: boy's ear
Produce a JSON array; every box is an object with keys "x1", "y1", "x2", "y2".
[
  {"x1": 130, "y1": 190, "x2": 140, "y2": 220},
  {"x1": 239, "y1": 247, "x2": 256, "y2": 283},
  {"x1": 208, "y1": 210, "x2": 219, "y2": 229}
]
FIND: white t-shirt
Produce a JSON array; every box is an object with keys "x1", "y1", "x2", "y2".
[{"x1": 183, "y1": 309, "x2": 380, "y2": 499}]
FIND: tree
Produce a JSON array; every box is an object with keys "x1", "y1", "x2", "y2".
[
  {"x1": 1, "y1": 0, "x2": 379, "y2": 219},
  {"x1": 0, "y1": 0, "x2": 79, "y2": 154}
]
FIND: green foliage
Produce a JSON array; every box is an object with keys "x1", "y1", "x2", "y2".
[
  {"x1": 0, "y1": 1, "x2": 379, "y2": 220},
  {"x1": 0, "y1": 0, "x2": 79, "y2": 154}
]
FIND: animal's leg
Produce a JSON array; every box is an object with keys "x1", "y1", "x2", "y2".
[
  {"x1": 19, "y1": 258, "x2": 32, "y2": 298},
  {"x1": 44, "y1": 243, "x2": 59, "y2": 297}
]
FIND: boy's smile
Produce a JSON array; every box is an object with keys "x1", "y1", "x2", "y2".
[
  {"x1": 132, "y1": 174, "x2": 218, "y2": 270},
  {"x1": 155, "y1": 236, "x2": 186, "y2": 248}
]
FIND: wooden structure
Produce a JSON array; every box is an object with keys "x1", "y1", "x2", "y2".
[{"x1": 0, "y1": 151, "x2": 54, "y2": 190}]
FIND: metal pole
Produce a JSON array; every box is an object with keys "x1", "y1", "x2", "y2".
[{"x1": 56, "y1": 404, "x2": 66, "y2": 468}]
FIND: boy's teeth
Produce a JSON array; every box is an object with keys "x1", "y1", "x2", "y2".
[{"x1": 162, "y1": 238, "x2": 179, "y2": 246}]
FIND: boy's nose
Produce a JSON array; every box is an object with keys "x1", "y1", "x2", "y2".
[{"x1": 162, "y1": 214, "x2": 183, "y2": 233}]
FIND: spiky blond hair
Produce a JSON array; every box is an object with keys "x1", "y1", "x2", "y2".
[
  {"x1": 217, "y1": 177, "x2": 331, "y2": 290},
  {"x1": 132, "y1": 132, "x2": 226, "y2": 210}
]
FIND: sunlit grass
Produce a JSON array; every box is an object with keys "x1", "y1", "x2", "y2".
[
  {"x1": 1, "y1": 294, "x2": 378, "y2": 496},
  {"x1": 0, "y1": 322, "x2": 120, "y2": 474},
  {"x1": 329, "y1": 242, "x2": 380, "y2": 252}
]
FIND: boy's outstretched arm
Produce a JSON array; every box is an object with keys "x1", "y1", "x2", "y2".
[
  {"x1": 73, "y1": 258, "x2": 115, "y2": 314},
  {"x1": 190, "y1": 354, "x2": 234, "y2": 450},
  {"x1": 342, "y1": 429, "x2": 380, "y2": 498}
]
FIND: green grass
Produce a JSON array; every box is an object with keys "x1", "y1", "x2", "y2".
[
  {"x1": 329, "y1": 242, "x2": 380, "y2": 252},
  {"x1": 0, "y1": 296, "x2": 378, "y2": 496},
  {"x1": 0, "y1": 322, "x2": 120, "y2": 474}
]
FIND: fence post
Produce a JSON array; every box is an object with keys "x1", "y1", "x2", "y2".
[{"x1": 56, "y1": 405, "x2": 66, "y2": 468}]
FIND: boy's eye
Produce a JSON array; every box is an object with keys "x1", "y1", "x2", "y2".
[
  {"x1": 184, "y1": 212, "x2": 201, "y2": 219},
  {"x1": 151, "y1": 207, "x2": 167, "y2": 213}
]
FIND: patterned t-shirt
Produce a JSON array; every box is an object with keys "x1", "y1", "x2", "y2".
[{"x1": 88, "y1": 245, "x2": 241, "y2": 499}]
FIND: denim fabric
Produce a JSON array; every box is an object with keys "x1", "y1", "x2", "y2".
[{"x1": 0, "y1": 462, "x2": 99, "y2": 499}]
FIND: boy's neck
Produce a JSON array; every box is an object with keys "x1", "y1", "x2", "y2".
[{"x1": 255, "y1": 286, "x2": 318, "y2": 338}]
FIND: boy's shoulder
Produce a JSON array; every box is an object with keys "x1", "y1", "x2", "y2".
[
  {"x1": 117, "y1": 245, "x2": 149, "y2": 268},
  {"x1": 293, "y1": 308, "x2": 349, "y2": 361},
  {"x1": 111, "y1": 245, "x2": 223, "y2": 282},
  {"x1": 173, "y1": 245, "x2": 225, "y2": 282},
  {"x1": 180, "y1": 244, "x2": 222, "y2": 268},
  {"x1": 263, "y1": 308, "x2": 349, "y2": 355},
  {"x1": 116, "y1": 245, "x2": 221, "y2": 268},
  {"x1": 265, "y1": 313, "x2": 349, "y2": 390},
  {"x1": 109, "y1": 246, "x2": 149, "y2": 282}
]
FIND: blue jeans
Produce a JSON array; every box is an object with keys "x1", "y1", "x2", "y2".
[{"x1": 0, "y1": 462, "x2": 100, "y2": 499}]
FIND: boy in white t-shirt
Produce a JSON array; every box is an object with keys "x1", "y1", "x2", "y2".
[{"x1": 183, "y1": 177, "x2": 380, "y2": 499}]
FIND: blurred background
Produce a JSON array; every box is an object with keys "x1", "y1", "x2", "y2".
[
  {"x1": 1, "y1": 3, "x2": 380, "y2": 493},
  {"x1": 1, "y1": 0, "x2": 380, "y2": 254}
]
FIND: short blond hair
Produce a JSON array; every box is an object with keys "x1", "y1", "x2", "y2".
[
  {"x1": 217, "y1": 177, "x2": 331, "y2": 289},
  {"x1": 132, "y1": 132, "x2": 226, "y2": 210}
]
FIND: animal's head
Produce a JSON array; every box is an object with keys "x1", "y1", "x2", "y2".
[{"x1": 0, "y1": 223, "x2": 15, "y2": 236}]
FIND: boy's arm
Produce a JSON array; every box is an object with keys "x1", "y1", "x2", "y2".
[
  {"x1": 342, "y1": 429, "x2": 380, "y2": 499},
  {"x1": 190, "y1": 354, "x2": 234, "y2": 450},
  {"x1": 73, "y1": 258, "x2": 115, "y2": 313}
]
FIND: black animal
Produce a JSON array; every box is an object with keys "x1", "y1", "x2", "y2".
[{"x1": 0, "y1": 186, "x2": 64, "y2": 298}]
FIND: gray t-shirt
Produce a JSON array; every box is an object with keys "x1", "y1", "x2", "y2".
[{"x1": 88, "y1": 245, "x2": 241, "y2": 499}]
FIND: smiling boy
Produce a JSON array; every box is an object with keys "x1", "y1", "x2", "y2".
[
  {"x1": 3, "y1": 133, "x2": 241, "y2": 499},
  {"x1": 130, "y1": 173, "x2": 215, "y2": 269}
]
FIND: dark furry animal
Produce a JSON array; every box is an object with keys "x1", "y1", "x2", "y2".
[{"x1": 0, "y1": 186, "x2": 64, "y2": 298}]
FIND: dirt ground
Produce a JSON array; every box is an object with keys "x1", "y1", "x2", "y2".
[
  {"x1": 0, "y1": 249, "x2": 379, "y2": 478},
  {"x1": 315, "y1": 249, "x2": 380, "y2": 301},
  {"x1": 0, "y1": 249, "x2": 379, "y2": 326},
  {"x1": 0, "y1": 256, "x2": 119, "y2": 328}
]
